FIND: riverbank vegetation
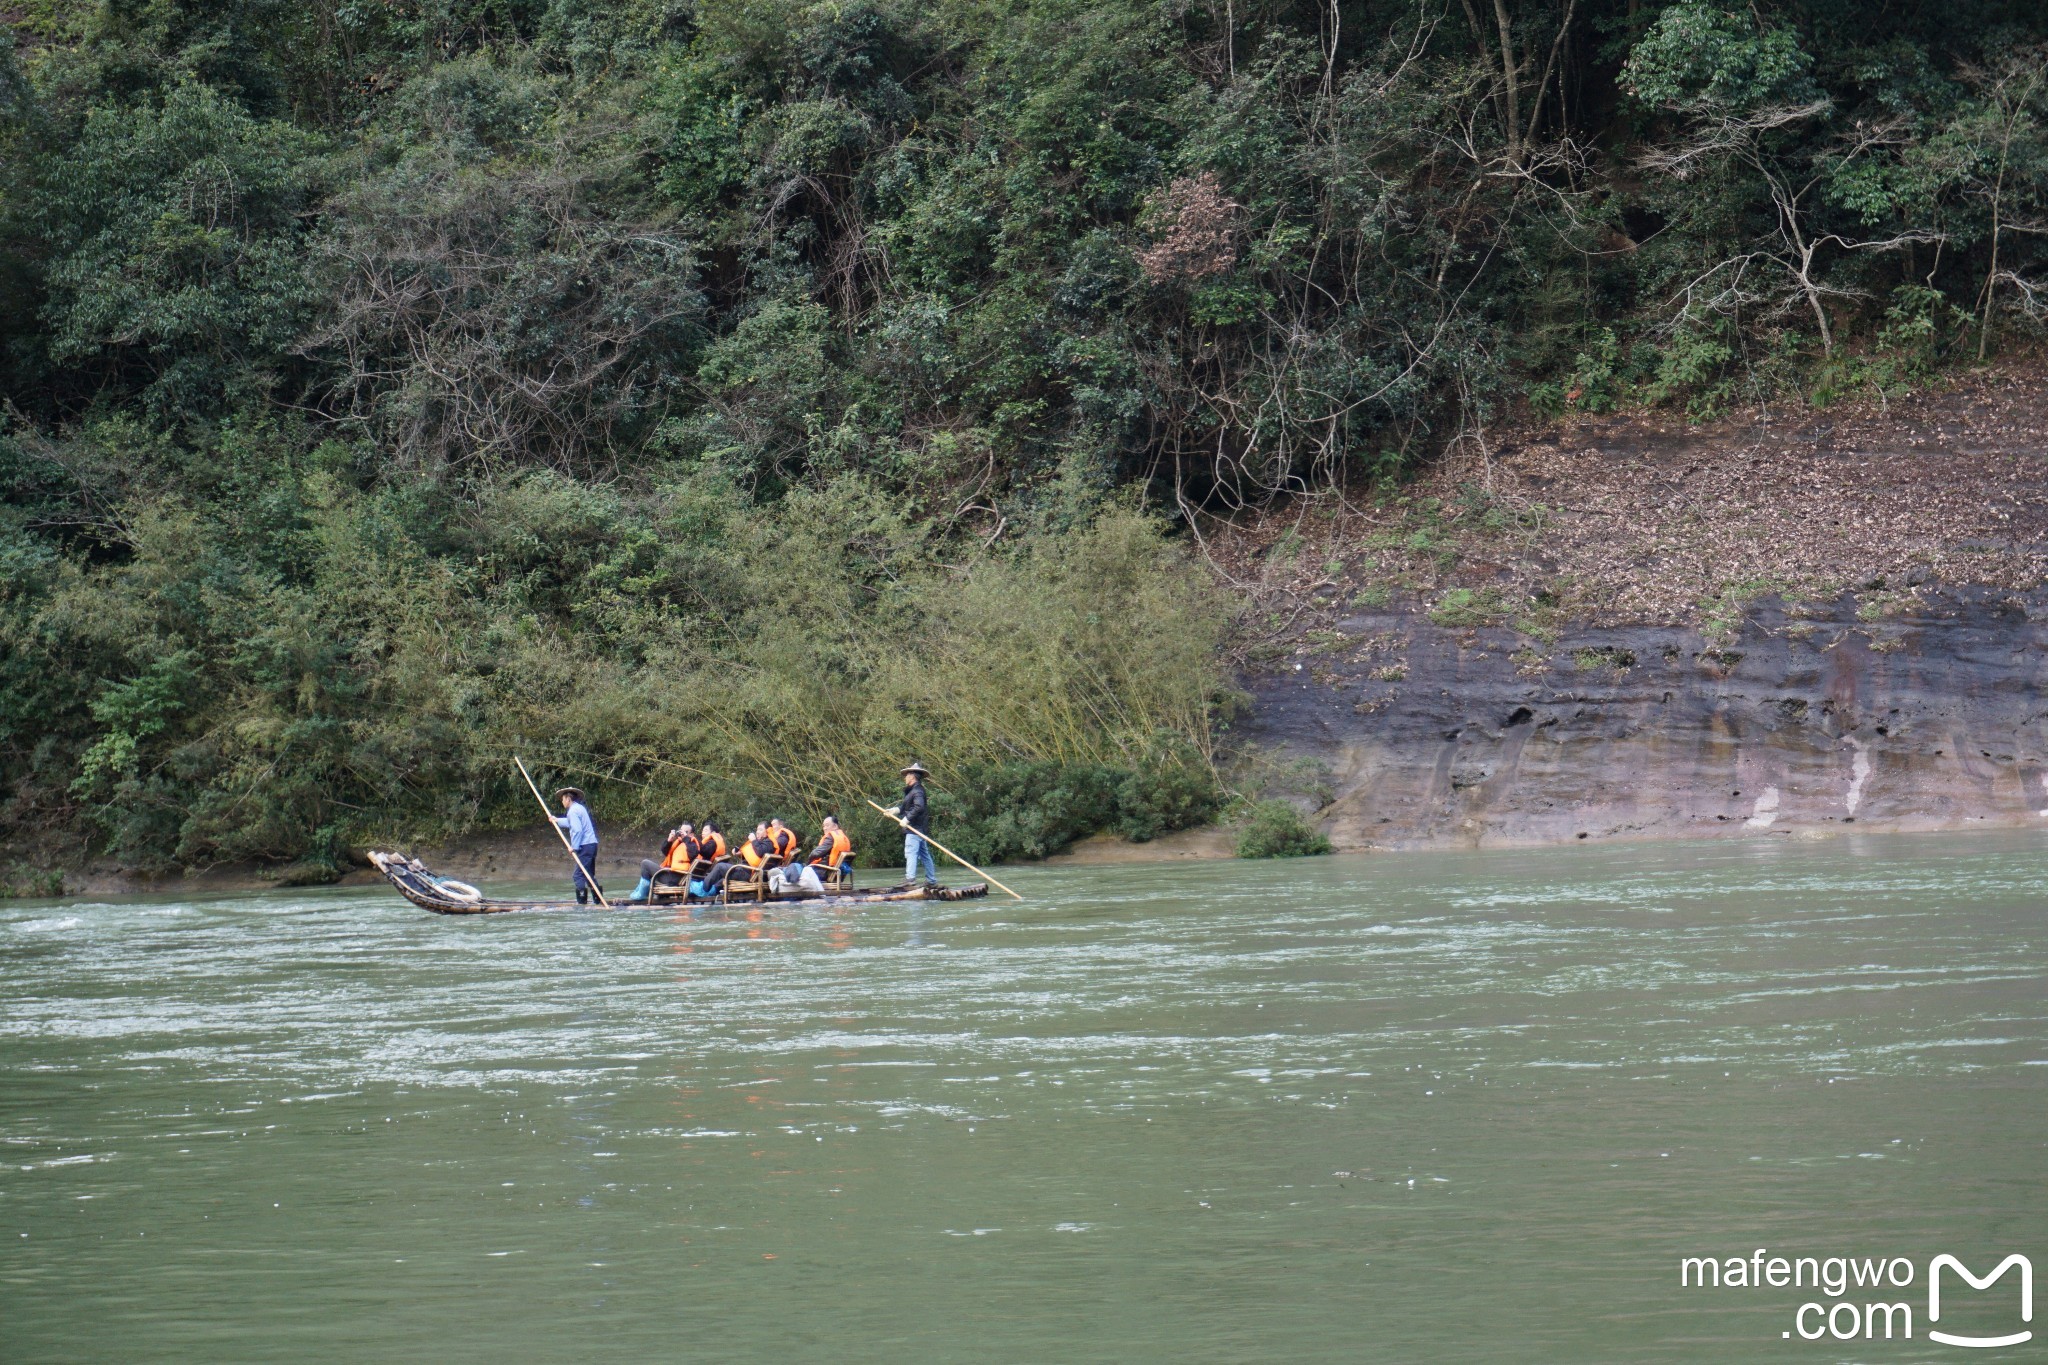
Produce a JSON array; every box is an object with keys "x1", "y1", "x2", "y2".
[
  {"x1": 3, "y1": 0, "x2": 2046, "y2": 877},
  {"x1": 1235, "y1": 800, "x2": 1333, "y2": 858}
]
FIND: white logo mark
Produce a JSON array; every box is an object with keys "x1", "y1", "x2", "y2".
[{"x1": 1928, "y1": 1254, "x2": 2032, "y2": 1349}]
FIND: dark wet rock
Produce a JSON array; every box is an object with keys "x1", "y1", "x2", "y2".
[{"x1": 1236, "y1": 586, "x2": 2048, "y2": 850}]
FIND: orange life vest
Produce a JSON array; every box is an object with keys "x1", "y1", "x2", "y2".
[
  {"x1": 662, "y1": 834, "x2": 699, "y2": 874},
  {"x1": 811, "y1": 829, "x2": 852, "y2": 868},
  {"x1": 769, "y1": 826, "x2": 800, "y2": 862},
  {"x1": 700, "y1": 830, "x2": 727, "y2": 861},
  {"x1": 739, "y1": 834, "x2": 774, "y2": 868}
]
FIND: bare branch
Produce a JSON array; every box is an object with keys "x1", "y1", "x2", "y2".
[{"x1": 1635, "y1": 100, "x2": 1831, "y2": 179}]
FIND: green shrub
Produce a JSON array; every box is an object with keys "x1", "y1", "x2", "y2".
[
  {"x1": 943, "y1": 734, "x2": 1224, "y2": 863},
  {"x1": 1235, "y1": 800, "x2": 1331, "y2": 859},
  {"x1": 0, "y1": 866, "x2": 64, "y2": 898}
]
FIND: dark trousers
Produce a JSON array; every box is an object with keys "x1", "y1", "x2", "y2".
[
  {"x1": 640, "y1": 858, "x2": 684, "y2": 887},
  {"x1": 572, "y1": 843, "x2": 601, "y2": 903}
]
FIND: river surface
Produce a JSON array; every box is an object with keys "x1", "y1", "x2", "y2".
[{"x1": 3, "y1": 832, "x2": 2045, "y2": 1362}]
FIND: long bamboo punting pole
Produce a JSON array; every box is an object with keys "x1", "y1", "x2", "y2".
[
  {"x1": 866, "y1": 798, "x2": 1023, "y2": 900},
  {"x1": 517, "y1": 755, "x2": 611, "y2": 908}
]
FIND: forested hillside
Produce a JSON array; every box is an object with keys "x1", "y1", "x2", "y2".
[{"x1": 2, "y1": 0, "x2": 2045, "y2": 882}]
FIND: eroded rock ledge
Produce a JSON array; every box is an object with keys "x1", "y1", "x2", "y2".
[{"x1": 1238, "y1": 586, "x2": 2048, "y2": 849}]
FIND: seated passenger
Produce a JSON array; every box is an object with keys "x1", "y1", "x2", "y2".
[
  {"x1": 767, "y1": 817, "x2": 802, "y2": 865},
  {"x1": 656, "y1": 822, "x2": 700, "y2": 884},
  {"x1": 684, "y1": 821, "x2": 724, "y2": 897},
  {"x1": 739, "y1": 822, "x2": 775, "y2": 868},
  {"x1": 627, "y1": 822, "x2": 699, "y2": 903},
  {"x1": 808, "y1": 815, "x2": 854, "y2": 878},
  {"x1": 701, "y1": 824, "x2": 776, "y2": 893}
]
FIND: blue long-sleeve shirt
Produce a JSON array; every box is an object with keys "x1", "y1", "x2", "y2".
[{"x1": 556, "y1": 800, "x2": 597, "y2": 847}]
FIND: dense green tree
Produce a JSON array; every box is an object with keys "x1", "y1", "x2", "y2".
[{"x1": 18, "y1": 79, "x2": 321, "y2": 422}]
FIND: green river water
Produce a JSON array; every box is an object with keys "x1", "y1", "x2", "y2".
[{"x1": 3, "y1": 831, "x2": 2045, "y2": 1362}]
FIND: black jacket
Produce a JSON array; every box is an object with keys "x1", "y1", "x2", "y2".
[{"x1": 897, "y1": 781, "x2": 930, "y2": 834}]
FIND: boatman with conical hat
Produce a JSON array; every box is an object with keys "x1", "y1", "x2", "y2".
[
  {"x1": 886, "y1": 762, "x2": 938, "y2": 889},
  {"x1": 554, "y1": 786, "x2": 602, "y2": 905}
]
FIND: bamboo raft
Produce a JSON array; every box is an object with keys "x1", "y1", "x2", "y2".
[{"x1": 369, "y1": 851, "x2": 989, "y2": 915}]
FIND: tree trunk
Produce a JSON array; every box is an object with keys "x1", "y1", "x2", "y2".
[
  {"x1": 1979, "y1": 128, "x2": 2011, "y2": 363},
  {"x1": 1492, "y1": 0, "x2": 1522, "y2": 166}
]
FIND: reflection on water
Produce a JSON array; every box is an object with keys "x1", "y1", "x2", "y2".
[{"x1": 2, "y1": 831, "x2": 2045, "y2": 1361}]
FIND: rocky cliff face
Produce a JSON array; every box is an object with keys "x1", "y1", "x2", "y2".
[{"x1": 1237, "y1": 586, "x2": 2048, "y2": 849}]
